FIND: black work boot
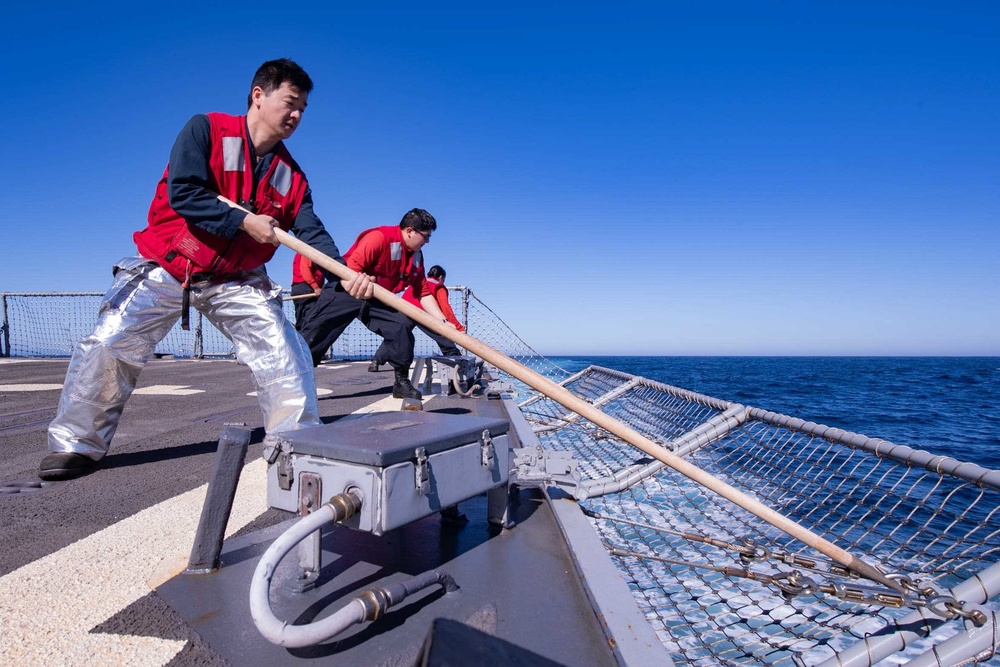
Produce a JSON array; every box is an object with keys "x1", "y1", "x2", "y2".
[
  {"x1": 392, "y1": 367, "x2": 422, "y2": 400},
  {"x1": 368, "y1": 359, "x2": 381, "y2": 373},
  {"x1": 39, "y1": 452, "x2": 98, "y2": 481}
]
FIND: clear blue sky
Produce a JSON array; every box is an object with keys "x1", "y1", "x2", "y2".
[{"x1": 3, "y1": 2, "x2": 997, "y2": 355}]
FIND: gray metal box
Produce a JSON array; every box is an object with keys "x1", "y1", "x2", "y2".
[{"x1": 265, "y1": 412, "x2": 510, "y2": 535}]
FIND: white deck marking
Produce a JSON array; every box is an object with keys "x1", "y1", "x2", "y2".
[
  {"x1": 348, "y1": 393, "x2": 434, "y2": 414},
  {"x1": 0, "y1": 383, "x2": 63, "y2": 392},
  {"x1": 0, "y1": 391, "x2": 432, "y2": 665},
  {"x1": 132, "y1": 385, "x2": 205, "y2": 396},
  {"x1": 0, "y1": 459, "x2": 269, "y2": 665},
  {"x1": 247, "y1": 387, "x2": 333, "y2": 397}
]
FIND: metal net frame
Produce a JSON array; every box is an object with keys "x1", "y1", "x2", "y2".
[{"x1": 518, "y1": 365, "x2": 1000, "y2": 666}]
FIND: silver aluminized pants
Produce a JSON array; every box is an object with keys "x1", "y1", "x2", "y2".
[{"x1": 48, "y1": 257, "x2": 320, "y2": 460}]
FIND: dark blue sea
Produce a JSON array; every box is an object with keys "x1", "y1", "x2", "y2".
[{"x1": 546, "y1": 356, "x2": 1000, "y2": 470}]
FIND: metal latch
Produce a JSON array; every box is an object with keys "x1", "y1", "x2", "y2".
[
  {"x1": 276, "y1": 451, "x2": 293, "y2": 491},
  {"x1": 263, "y1": 434, "x2": 294, "y2": 491},
  {"x1": 262, "y1": 434, "x2": 285, "y2": 464},
  {"x1": 414, "y1": 446, "x2": 429, "y2": 495},
  {"x1": 480, "y1": 429, "x2": 495, "y2": 468}
]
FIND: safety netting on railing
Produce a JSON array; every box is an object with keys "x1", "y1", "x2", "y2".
[
  {"x1": 518, "y1": 365, "x2": 1000, "y2": 666},
  {"x1": 1, "y1": 292, "x2": 230, "y2": 358},
  {"x1": 2, "y1": 289, "x2": 572, "y2": 371}
]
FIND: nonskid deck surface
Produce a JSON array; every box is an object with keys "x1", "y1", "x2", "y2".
[{"x1": 0, "y1": 358, "x2": 617, "y2": 666}]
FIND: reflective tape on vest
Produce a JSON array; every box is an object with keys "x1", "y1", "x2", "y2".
[
  {"x1": 390, "y1": 241, "x2": 402, "y2": 261},
  {"x1": 223, "y1": 137, "x2": 244, "y2": 172},
  {"x1": 270, "y1": 160, "x2": 292, "y2": 196}
]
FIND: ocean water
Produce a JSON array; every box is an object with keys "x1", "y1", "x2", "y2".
[{"x1": 545, "y1": 356, "x2": 1000, "y2": 470}]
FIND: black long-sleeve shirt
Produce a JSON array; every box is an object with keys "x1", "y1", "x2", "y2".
[{"x1": 164, "y1": 114, "x2": 345, "y2": 278}]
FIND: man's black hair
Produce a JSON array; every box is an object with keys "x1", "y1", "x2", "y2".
[
  {"x1": 247, "y1": 58, "x2": 314, "y2": 109},
  {"x1": 427, "y1": 265, "x2": 446, "y2": 280},
  {"x1": 399, "y1": 208, "x2": 437, "y2": 233}
]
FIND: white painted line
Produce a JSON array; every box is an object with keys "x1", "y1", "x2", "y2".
[
  {"x1": 316, "y1": 364, "x2": 349, "y2": 370},
  {"x1": 132, "y1": 385, "x2": 205, "y2": 396},
  {"x1": 0, "y1": 384, "x2": 63, "y2": 392},
  {"x1": 248, "y1": 387, "x2": 333, "y2": 397},
  {"x1": 0, "y1": 386, "x2": 432, "y2": 664},
  {"x1": 349, "y1": 393, "x2": 434, "y2": 414},
  {"x1": 0, "y1": 459, "x2": 270, "y2": 665}
]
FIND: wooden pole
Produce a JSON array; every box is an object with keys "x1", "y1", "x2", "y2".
[
  {"x1": 284, "y1": 292, "x2": 318, "y2": 302},
  {"x1": 227, "y1": 197, "x2": 902, "y2": 591}
]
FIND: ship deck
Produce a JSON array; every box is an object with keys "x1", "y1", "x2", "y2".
[{"x1": 0, "y1": 357, "x2": 665, "y2": 666}]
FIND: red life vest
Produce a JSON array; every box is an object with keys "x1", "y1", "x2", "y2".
[
  {"x1": 133, "y1": 112, "x2": 308, "y2": 282},
  {"x1": 291, "y1": 254, "x2": 324, "y2": 289},
  {"x1": 344, "y1": 226, "x2": 426, "y2": 295}
]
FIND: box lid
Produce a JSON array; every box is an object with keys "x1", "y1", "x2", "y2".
[{"x1": 284, "y1": 411, "x2": 510, "y2": 467}]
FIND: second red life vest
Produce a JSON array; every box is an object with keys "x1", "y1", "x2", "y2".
[{"x1": 292, "y1": 254, "x2": 324, "y2": 289}]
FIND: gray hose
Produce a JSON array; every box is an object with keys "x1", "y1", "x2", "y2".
[
  {"x1": 249, "y1": 491, "x2": 364, "y2": 647},
  {"x1": 249, "y1": 490, "x2": 458, "y2": 648}
]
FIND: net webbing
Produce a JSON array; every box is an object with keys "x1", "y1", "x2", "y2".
[
  {"x1": 2, "y1": 289, "x2": 575, "y2": 372},
  {"x1": 520, "y1": 366, "x2": 1000, "y2": 666}
]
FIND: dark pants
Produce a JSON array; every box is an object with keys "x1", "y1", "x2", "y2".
[
  {"x1": 290, "y1": 282, "x2": 319, "y2": 330},
  {"x1": 297, "y1": 287, "x2": 416, "y2": 368},
  {"x1": 372, "y1": 324, "x2": 460, "y2": 365}
]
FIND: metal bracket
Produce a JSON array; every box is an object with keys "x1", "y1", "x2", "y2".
[
  {"x1": 411, "y1": 355, "x2": 485, "y2": 396},
  {"x1": 511, "y1": 445, "x2": 581, "y2": 491},
  {"x1": 299, "y1": 472, "x2": 322, "y2": 516},
  {"x1": 414, "y1": 446, "x2": 429, "y2": 495},
  {"x1": 485, "y1": 380, "x2": 516, "y2": 397},
  {"x1": 480, "y1": 429, "x2": 495, "y2": 468}
]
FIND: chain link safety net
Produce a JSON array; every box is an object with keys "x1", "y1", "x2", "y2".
[
  {"x1": 3, "y1": 288, "x2": 566, "y2": 365},
  {"x1": 4, "y1": 291, "x2": 998, "y2": 666},
  {"x1": 523, "y1": 366, "x2": 1000, "y2": 666}
]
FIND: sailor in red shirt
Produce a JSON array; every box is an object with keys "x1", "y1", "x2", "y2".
[
  {"x1": 290, "y1": 253, "x2": 325, "y2": 328},
  {"x1": 369, "y1": 265, "x2": 464, "y2": 371},
  {"x1": 297, "y1": 209, "x2": 455, "y2": 400}
]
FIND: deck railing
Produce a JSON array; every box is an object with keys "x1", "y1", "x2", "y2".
[{"x1": 1, "y1": 289, "x2": 475, "y2": 362}]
